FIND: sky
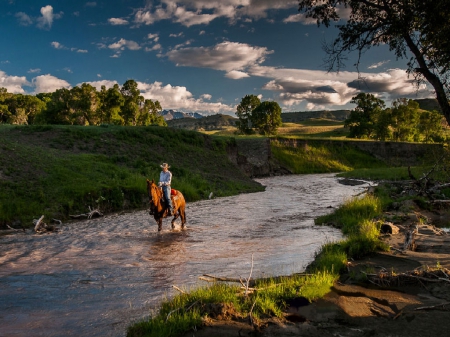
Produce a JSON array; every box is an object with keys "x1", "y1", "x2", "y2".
[{"x1": 0, "y1": 0, "x2": 435, "y2": 116}]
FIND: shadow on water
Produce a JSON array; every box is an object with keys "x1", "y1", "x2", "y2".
[{"x1": 0, "y1": 173, "x2": 371, "y2": 337}]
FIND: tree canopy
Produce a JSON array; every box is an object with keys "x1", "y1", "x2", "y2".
[
  {"x1": 236, "y1": 95, "x2": 282, "y2": 135},
  {"x1": 0, "y1": 79, "x2": 166, "y2": 127},
  {"x1": 298, "y1": 0, "x2": 450, "y2": 125}
]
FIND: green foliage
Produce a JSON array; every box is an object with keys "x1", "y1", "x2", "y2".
[
  {"x1": 345, "y1": 93, "x2": 385, "y2": 139},
  {"x1": 251, "y1": 101, "x2": 282, "y2": 135},
  {"x1": 235, "y1": 94, "x2": 261, "y2": 134}
]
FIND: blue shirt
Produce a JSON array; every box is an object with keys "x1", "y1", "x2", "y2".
[{"x1": 159, "y1": 171, "x2": 172, "y2": 186}]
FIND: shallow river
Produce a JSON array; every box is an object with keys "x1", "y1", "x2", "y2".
[{"x1": 0, "y1": 174, "x2": 370, "y2": 337}]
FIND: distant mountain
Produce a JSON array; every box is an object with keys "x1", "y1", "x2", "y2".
[
  {"x1": 167, "y1": 114, "x2": 237, "y2": 130},
  {"x1": 414, "y1": 98, "x2": 441, "y2": 112},
  {"x1": 161, "y1": 109, "x2": 204, "y2": 120},
  {"x1": 282, "y1": 110, "x2": 351, "y2": 122}
]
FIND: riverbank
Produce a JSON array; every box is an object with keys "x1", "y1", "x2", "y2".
[{"x1": 175, "y1": 184, "x2": 450, "y2": 337}]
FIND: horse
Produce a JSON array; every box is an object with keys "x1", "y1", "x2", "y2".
[{"x1": 146, "y1": 179, "x2": 186, "y2": 231}]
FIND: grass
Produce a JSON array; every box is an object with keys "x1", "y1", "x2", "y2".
[
  {"x1": 0, "y1": 124, "x2": 264, "y2": 227},
  {"x1": 127, "y1": 272, "x2": 336, "y2": 337},
  {"x1": 270, "y1": 139, "x2": 387, "y2": 174}
]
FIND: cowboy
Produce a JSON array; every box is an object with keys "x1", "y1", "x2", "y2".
[{"x1": 158, "y1": 162, "x2": 175, "y2": 215}]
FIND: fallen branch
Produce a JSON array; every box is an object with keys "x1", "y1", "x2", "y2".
[
  {"x1": 414, "y1": 302, "x2": 450, "y2": 311},
  {"x1": 6, "y1": 225, "x2": 24, "y2": 233},
  {"x1": 172, "y1": 285, "x2": 187, "y2": 294},
  {"x1": 69, "y1": 207, "x2": 103, "y2": 219},
  {"x1": 33, "y1": 215, "x2": 45, "y2": 233}
]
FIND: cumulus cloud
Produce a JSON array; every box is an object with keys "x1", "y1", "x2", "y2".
[
  {"x1": 28, "y1": 68, "x2": 41, "y2": 74},
  {"x1": 108, "y1": 18, "x2": 129, "y2": 25},
  {"x1": 246, "y1": 65, "x2": 432, "y2": 109},
  {"x1": 283, "y1": 13, "x2": 316, "y2": 24},
  {"x1": 108, "y1": 38, "x2": 141, "y2": 51},
  {"x1": 32, "y1": 74, "x2": 71, "y2": 93},
  {"x1": 133, "y1": 0, "x2": 299, "y2": 27},
  {"x1": 37, "y1": 5, "x2": 63, "y2": 30},
  {"x1": 166, "y1": 41, "x2": 272, "y2": 73},
  {"x1": 225, "y1": 70, "x2": 250, "y2": 79},
  {"x1": 0, "y1": 70, "x2": 30, "y2": 93},
  {"x1": 51, "y1": 41, "x2": 65, "y2": 49},
  {"x1": 137, "y1": 81, "x2": 234, "y2": 114}
]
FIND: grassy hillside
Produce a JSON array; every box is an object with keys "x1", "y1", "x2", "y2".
[{"x1": 0, "y1": 125, "x2": 264, "y2": 227}]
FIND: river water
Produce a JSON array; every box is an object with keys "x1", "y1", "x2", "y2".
[{"x1": 0, "y1": 174, "x2": 370, "y2": 337}]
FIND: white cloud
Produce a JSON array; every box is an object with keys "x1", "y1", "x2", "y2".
[
  {"x1": 15, "y1": 12, "x2": 33, "y2": 26},
  {"x1": 51, "y1": 41, "x2": 65, "y2": 49},
  {"x1": 108, "y1": 18, "x2": 129, "y2": 25},
  {"x1": 37, "y1": 5, "x2": 63, "y2": 30},
  {"x1": 133, "y1": 0, "x2": 299, "y2": 27},
  {"x1": 145, "y1": 44, "x2": 162, "y2": 52},
  {"x1": 147, "y1": 33, "x2": 160, "y2": 42},
  {"x1": 368, "y1": 60, "x2": 390, "y2": 69},
  {"x1": 0, "y1": 70, "x2": 30, "y2": 93},
  {"x1": 137, "y1": 80, "x2": 234, "y2": 114},
  {"x1": 77, "y1": 49, "x2": 88, "y2": 53},
  {"x1": 225, "y1": 70, "x2": 250, "y2": 79},
  {"x1": 108, "y1": 38, "x2": 141, "y2": 51},
  {"x1": 166, "y1": 41, "x2": 273, "y2": 73},
  {"x1": 28, "y1": 68, "x2": 41, "y2": 74},
  {"x1": 32, "y1": 74, "x2": 71, "y2": 93},
  {"x1": 246, "y1": 65, "x2": 432, "y2": 108},
  {"x1": 283, "y1": 13, "x2": 316, "y2": 24}
]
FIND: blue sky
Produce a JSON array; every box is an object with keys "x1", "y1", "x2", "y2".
[{"x1": 0, "y1": 0, "x2": 434, "y2": 116}]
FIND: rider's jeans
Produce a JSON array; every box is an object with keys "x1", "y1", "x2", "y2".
[{"x1": 162, "y1": 186, "x2": 173, "y2": 209}]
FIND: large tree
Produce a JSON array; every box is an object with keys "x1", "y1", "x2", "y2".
[
  {"x1": 236, "y1": 94, "x2": 261, "y2": 134},
  {"x1": 298, "y1": 0, "x2": 450, "y2": 125},
  {"x1": 251, "y1": 101, "x2": 283, "y2": 135},
  {"x1": 345, "y1": 93, "x2": 385, "y2": 139}
]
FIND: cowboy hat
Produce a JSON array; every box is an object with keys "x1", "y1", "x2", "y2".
[{"x1": 160, "y1": 163, "x2": 170, "y2": 169}]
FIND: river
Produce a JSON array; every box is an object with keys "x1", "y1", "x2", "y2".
[{"x1": 0, "y1": 173, "x2": 370, "y2": 337}]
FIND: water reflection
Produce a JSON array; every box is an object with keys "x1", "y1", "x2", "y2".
[{"x1": 0, "y1": 173, "x2": 370, "y2": 337}]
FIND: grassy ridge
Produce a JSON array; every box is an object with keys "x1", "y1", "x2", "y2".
[{"x1": 0, "y1": 125, "x2": 264, "y2": 227}]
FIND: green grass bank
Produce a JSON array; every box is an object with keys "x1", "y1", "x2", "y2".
[{"x1": 0, "y1": 124, "x2": 264, "y2": 227}]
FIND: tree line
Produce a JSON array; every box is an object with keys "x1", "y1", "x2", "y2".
[
  {"x1": 345, "y1": 93, "x2": 445, "y2": 143},
  {"x1": 0, "y1": 79, "x2": 165, "y2": 126}
]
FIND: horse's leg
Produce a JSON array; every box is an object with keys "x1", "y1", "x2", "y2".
[
  {"x1": 171, "y1": 208, "x2": 180, "y2": 230},
  {"x1": 180, "y1": 206, "x2": 186, "y2": 229},
  {"x1": 158, "y1": 218, "x2": 162, "y2": 232}
]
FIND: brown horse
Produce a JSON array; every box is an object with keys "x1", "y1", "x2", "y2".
[{"x1": 146, "y1": 179, "x2": 186, "y2": 231}]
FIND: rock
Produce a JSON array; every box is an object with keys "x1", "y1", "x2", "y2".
[{"x1": 381, "y1": 222, "x2": 400, "y2": 235}]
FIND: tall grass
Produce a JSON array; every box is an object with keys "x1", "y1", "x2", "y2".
[{"x1": 271, "y1": 141, "x2": 386, "y2": 174}]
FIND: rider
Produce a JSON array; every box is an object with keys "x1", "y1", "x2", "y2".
[{"x1": 158, "y1": 162, "x2": 175, "y2": 215}]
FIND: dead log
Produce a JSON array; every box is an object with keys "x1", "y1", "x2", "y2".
[{"x1": 33, "y1": 215, "x2": 45, "y2": 233}]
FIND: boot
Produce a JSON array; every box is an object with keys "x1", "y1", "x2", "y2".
[{"x1": 167, "y1": 207, "x2": 173, "y2": 216}]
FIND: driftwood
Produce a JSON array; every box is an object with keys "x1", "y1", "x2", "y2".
[
  {"x1": 33, "y1": 215, "x2": 59, "y2": 233},
  {"x1": 69, "y1": 207, "x2": 103, "y2": 219},
  {"x1": 365, "y1": 266, "x2": 450, "y2": 288}
]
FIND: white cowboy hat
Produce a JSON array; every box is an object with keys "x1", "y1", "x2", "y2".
[{"x1": 160, "y1": 163, "x2": 170, "y2": 169}]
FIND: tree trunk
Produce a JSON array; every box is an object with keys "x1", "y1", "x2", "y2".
[{"x1": 403, "y1": 34, "x2": 450, "y2": 126}]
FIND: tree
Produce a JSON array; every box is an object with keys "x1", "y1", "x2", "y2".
[
  {"x1": 390, "y1": 99, "x2": 420, "y2": 142},
  {"x1": 99, "y1": 84, "x2": 125, "y2": 125},
  {"x1": 418, "y1": 110, "x2": 445, "y2": 143},
  {"x1": 236, "y1": 95, "x2": 260, "y2": 134},
  {"x1": 298, "y1": 0, "x2": 450, "y2": 125},
  {"x1": 137, "y1": 99, "x2": 166, "y2": 126},
  {"x1": 251, "y1": 101, "x2": 282, "y2": 135},
  {"x1": 70, "y1": 83, "x2": 101, "y2": 125},
  {"x1": 121, "y1": 79, "x2": 144, "y2": 126},
  {"x1": 345, "y1": 93, "x2": 385, "y2": 139}
]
